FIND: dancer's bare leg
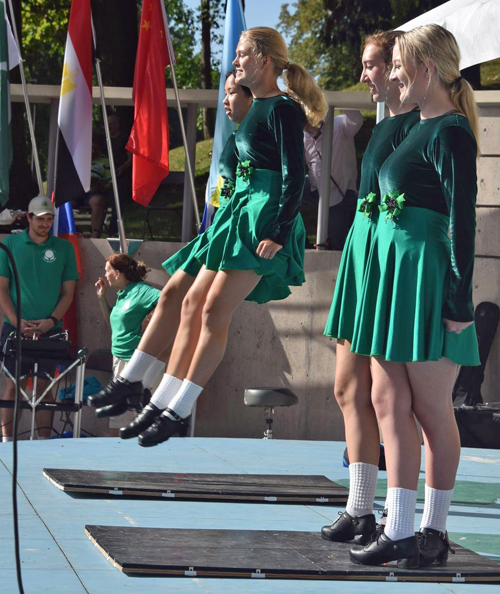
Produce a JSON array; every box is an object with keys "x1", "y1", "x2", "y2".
[
  {"x1": 165, "y1": 266, "x2": 218, "y2": 380},
  {"x1": 406, "y1": 359, "x2": 459, "y2": 490},
  {"x1": 186, "y1": 269, "x2": 261, "y2": 387},
  {"x1": 137, "y1": 270, "x2": 196, "y2": 358},
  {"x1": 321, "y1": 342, "x2": 380, "y2": 541},
  {"x1": 370, "y1": 358, "x2": 421, "y2": 490},
  {"x1": 335, "y1": 340, "x2": 378, "y2": 465}
]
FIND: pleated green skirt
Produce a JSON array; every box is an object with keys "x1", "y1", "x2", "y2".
[
  {"x1": 324, "y1": 201, "x2": 378, "y2": 341},
  {"x1": 351, "y1": 206, "x2": 480, "y2": 366},
  {"x1": 194, "y1": 168, "x2": 306, "y2": 304},
  {"x1": 161, "y1": 195, "x2": 233, "y2": 278}
]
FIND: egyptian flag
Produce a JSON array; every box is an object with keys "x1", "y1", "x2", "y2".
[
  {"x1": 126, "y1": 0, "x2": 171, "y2": 206},
  {"x1": 53, "y1": 0, "x2": 92, "y2": 207}
]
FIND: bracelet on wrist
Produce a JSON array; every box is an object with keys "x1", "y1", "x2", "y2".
[{"x1": 49, "y1": 315, "x2": 59, "y2": 326}]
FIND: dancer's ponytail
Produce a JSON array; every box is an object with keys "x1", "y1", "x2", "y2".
[
  {"x1": 285, "y1": 63, "x2": 328, "y2": 126},
  {"x1": 240, "y1": 27, "x2": 327, "y2": 126}
]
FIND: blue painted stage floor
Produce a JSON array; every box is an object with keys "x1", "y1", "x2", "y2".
[{"x1": 0, "y1": 437, "x2": 498, "y2": 593}]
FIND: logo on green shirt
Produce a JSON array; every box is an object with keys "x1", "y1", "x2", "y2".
[
  {"x1": 121, "y1": 299, "x2": 131, "y2": 312},
  {"x1": 43, "y1": 249, "x2": 56, "y2": 263}
]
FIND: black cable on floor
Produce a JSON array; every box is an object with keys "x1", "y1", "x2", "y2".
[{"x1": 0, "y1": 243, "x2": 25, "y2": 594}]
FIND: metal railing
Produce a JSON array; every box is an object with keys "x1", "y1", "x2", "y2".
[{"x1": 11, "y1": 85, "x2": 500, "y2": 245}]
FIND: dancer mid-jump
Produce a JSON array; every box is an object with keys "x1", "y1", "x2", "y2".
[
  {"x1": 124, "y1": 27, "x2": 327, "y2": 446},
  {"x1": 89, "y1": 72, "x2": 253, "y2": 418}
]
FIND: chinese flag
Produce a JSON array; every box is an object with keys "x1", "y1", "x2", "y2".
[{"x1": 126, "y1": 0, "x2": 170, "y2": 206}]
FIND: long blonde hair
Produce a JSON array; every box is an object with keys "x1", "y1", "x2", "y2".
[
  {"x1": 397, "y1": 24, "x2": 479, "y2": 152},
  {"x1": 239, "y1": 27, "x2": 328, "y2": 126}
]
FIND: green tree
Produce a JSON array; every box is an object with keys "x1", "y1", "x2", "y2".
[{"x1": 279, "y1": 0, "x2": 447, "y2": 90}]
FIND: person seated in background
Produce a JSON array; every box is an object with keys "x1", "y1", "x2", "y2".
[
  {"x1": 304, "y1": 110, "x2": 363, "y2": 250},
  {"x1": 95, "y1": 253, "x2": 163, "y2": 435},
  {"x1": 73, "y1": 137, "x2": 112, "y2": 238},
  {"x1": 0, "y1": 196, "x2": 79, "y2": 441}
]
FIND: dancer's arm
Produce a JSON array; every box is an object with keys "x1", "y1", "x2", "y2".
[
  {"x1": 433, "y1": 123, "x2": 477, "y2": 324},
  {"x1": 266, "y1": 103, "x2": 306, "y2": 247}
]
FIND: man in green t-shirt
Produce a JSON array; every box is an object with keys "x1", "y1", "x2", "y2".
[{"x1": 0, "y1": 196, "x2": 80, "y2": 441}]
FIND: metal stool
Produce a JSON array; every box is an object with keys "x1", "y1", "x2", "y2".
[{"x1": 244, "y1": 387, "x2": 298, "y2": 439}]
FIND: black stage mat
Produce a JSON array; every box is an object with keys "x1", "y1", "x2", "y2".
[
  {"x1": 43, "y1": 469, "x2": 348, "y2": 504},
  {"x1": 85, "y1": 526, "x2": 500, "y2": 583}
]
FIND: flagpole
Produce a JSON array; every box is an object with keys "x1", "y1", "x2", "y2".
[
  {"x1": 6, "y1": 0, "x2": 43, "y2": 195},
  {"x1": 169, "y1": 63, "x2": 201, "y2": 229},
  {"x1": 91, "y1": 15, "x2": 127, "y2": 254}
]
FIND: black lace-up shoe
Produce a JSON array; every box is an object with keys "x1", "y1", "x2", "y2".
[
  {"x1": 350, "y1": 532, "x2": 419, "y2": 568},
  {"x1": 120, "y1": 403, "x2": 162, "y2": 439},
  {"x1": 94, "y1": 388, "x2": 151, "y2": 418},
  {"x1": 321, "y1": 511, "x2": 377, "y2": 545},
  {"x1": 417, "y1": 528, "x2": 455, "y2": 566},
  {"x1": 88, "y1": 377, "x2": 143, "y2": 408},
  {"x1": 95, "y1": 400, "x2": 128, "y2": 419},
  {"x1": 138, "y1": 408, "x2": 190, "y2": 447}
]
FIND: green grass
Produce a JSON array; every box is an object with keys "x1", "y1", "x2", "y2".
[
  {"x1": 122, "y1": 139, "x2": 213, "y2": 240},
  {"x1": 481, "y1": 58, "x2": 500, "y2": 90}
]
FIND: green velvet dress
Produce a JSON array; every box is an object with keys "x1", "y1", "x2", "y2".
[
  {"x1": 162, "y1": 132, "x2": 238, "y2": 278},
  {"x1": 195, "y1": 95, "x2": 307, "y2": 304},
  {"x1": 351, "y1": 113, "x2": 480, "y2": 365},
  {"x1": 324, "y1": 109, "x2": 420, "y2": 340}
]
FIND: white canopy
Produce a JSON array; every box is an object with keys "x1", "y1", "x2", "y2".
[{"x1": 398, "y1": 0, "x2": 500, "y2": 70}]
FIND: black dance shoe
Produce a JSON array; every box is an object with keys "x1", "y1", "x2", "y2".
[
  {"x1": 138, "y1": 408, "x2": 190, "y2": 447},
  {"x1": 120, "y1": 403, "x2": 162, "y2": 439},
  {"x1": 321, "y1": 511, "x2": 376, "y2": 545},
  {"x1": 94, "y1": 388, "x2": 151, "y2": 419},
  {"x1": 350, "y1": 532, "x2": 419, "y2": 568},
  {"x1": 95, "y1": 400, "x2": 128, "y2": 419},
  {"x1": 417, "y1": 528, "x2": 455, "y2": 566},
  {"x1": 88, "y1": 377, "x2": 143, "y2": 408}
]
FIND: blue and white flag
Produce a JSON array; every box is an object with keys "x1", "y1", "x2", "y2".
[{"x1": 200, "y1": 0, "x2": 246, "y2": 233}]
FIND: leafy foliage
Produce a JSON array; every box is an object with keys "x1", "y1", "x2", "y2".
[{"x1": 278, "y1": 0, "x2": 443, "y2": 90}]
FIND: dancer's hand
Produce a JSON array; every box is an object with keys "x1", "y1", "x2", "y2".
[
  {"x1": 95, "y1": 277, "x2": 107, "y2": 298},
  {"x1": 257, "y1": 238, "x2": 282, "y2": 259},
  {"x1": 443, "y1": 318, "x2": 474, "y2": 334}
]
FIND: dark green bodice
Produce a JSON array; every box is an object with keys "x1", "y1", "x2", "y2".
[
  {"x1": 357, "y1": 109, "x2": 420, "y2": 202},
  {"x1": 235, "y1": 95, "x2": 307, "y2": 245},
  {"x1": 379, "y1": 113, "x2": 477, "y2": 322},
  {"x1": 218, "y1": 132, "x2": 238, "y2": 185}
]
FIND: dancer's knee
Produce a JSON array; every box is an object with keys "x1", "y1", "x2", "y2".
[
  {"x1": 201, "y1": 295, "x2": 230, "y2": 332},
  {"x1": 334, "y1": 374, "x2": 371, "y2": 412}
]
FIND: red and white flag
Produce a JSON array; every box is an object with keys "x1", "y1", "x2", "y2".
[
  {"x1": 126, "y1": 0, "x2": 171, "y2": 206},
  {"x1": 53, "y1": 0, "x2": 92, "y2": 207}
]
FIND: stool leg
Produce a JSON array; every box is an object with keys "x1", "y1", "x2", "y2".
[{"x1": 263, "y1": 407, "x2": 274, "y2": 439}]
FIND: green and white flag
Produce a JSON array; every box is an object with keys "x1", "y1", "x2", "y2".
[{"x1": 0, "y1": 0, "x2": 21, "y2": 206}]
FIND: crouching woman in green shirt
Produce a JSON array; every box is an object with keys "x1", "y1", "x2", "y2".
[{"x1": 95, "y1": 254, "x2": 161, "y2": 432}]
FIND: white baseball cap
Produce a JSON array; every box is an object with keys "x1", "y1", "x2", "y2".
[{"x1": 28, "y1": 196, "x2": 55, "y2": 216}]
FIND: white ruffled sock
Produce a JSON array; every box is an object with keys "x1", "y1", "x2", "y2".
[
  {"x1": 142, "y1": 359, "x2": 166, "y2": 390},
  {"x1": 150, "y1": 374, "x2": 183, "y2": 410},
  {"x1": 166, "y1": 379, "x2": 203, "y2": 419},
  {"x1": 384, "y1": 487, "x2": 417, "y2": 541},
  {"x1": 120, "y1": 350, "x2": 157, "y2": 384},
  {"x1": 345, "y1": 462, "x2": 378, "y2": 518},
  {"x1": 420, "y1": 484, "x2": 454, "y2": 534}
]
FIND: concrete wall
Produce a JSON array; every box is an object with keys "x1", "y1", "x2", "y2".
[{"x1": 1, "y1": 106, "x2": 499, "y2": 441}]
